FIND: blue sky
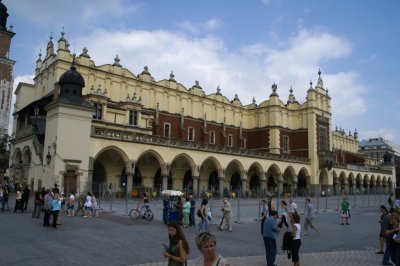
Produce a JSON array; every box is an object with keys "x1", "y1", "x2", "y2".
[{"x1": 4, "y1": 0, "x2": 400, "y2": 144}]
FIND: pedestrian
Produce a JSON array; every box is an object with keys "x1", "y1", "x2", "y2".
[
  {"x1": 75, "y1": 194, "x2": 85, "y2": 217},
  {"x1": 302, "y1": 198, "x2": 319, "y2": 235},
  {"x1": 385, "y1": 212, "x2": 400, "y2": 265},
  {"x1": 84, "y1": 192, "x2": 92, "y2": 218},
  {"x1": 43, "y1": 189, "x2": 53, "y2": 227},
  {"x1": 22, "y1": 185, "x2": 30, "y2": 211},
  {"x1": 278, "y1": 200, "x2": 290, "y2": 229},
  {"x1": 290, "y1": 213, "x2": 302, "y2": 266},
  {"x1": 183, "y1": 197, "x2": 191, "y2": 228},
  {"x1": 162, "y1": 221, "x2": 189, "y2": 266},
  {"x1": 219, "y1": 197, "x2": 233, "y2": 232},
  {"x1": 3, "y1": 183, "x2": 10, "y2": 211},
  {"x1": 263, "y1": 210, "x2": 279, "y2": 266},
  {"x1": 388, "y1": 193, "x2": 394, "y2": 208},
  {"x1": 13, "y1": 186, "x2": 23, "y2": 213},
  {"x1": 189, "y1": 195, "x2": 196, "y2": 227},
  {"x1": 382, "y1": 207, "x2": 395, "y2": 265},
  {"x1": 340, "y1": 197, "x2": 350, "y2": 225},
  {"x1": 289, "y1": 198, "x2": 298, "y2": 214},
  {"x1": 0, "y1": 186, "x2": 4, "y2": 211},
  {"x1": 194, "y1": 232, "x2": 231, "y2": 266},
  {"x1": 91, "y1": 193, "x2": 99, "y2": 217},
  {"x1": 173, "y1": 196, "x2": 183, "y2": 225},
  {"x1": 260, "y1": 198, "x2": 269, "y2": 235},
  {"x1": 51, "y1": 193, "x2": 61, "y2": 229},
  {"x1": 52, "y1": 183, "x2": 59, "y2": 194},
  {"x1": 67, "y1": 191, "x2": 75, "y2": 217},
  {"x1": 38, "y1": 187, "x2": 46, "y2": 217},
  {"x1": 197, "y1": 198, "x2": 209, "y2": 233},
  {"x1": 31, "y1": 189, "x2": 41, "y2": 218},
  {"x1": 377, "y1": 205, "x2": 389, "y2": 254}
]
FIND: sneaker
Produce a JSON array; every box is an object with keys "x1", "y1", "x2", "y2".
[
  {"x1": 302, "y1": 232, "x2": 308, "y2": 236},
  {"x1": 83, "y1": 216, "x2": 88, "y2": 218},
  {"x1": 346, "y1": 223, "x2": 349, "y2": 225},
  {"x1": 376, "y1": 251, "x2": 384, "y2": 254},
  {"x1": 341, "y1": 223, "x2": 344, "y2": 225}
]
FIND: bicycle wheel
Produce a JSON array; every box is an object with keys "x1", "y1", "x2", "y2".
[
  {"x1": 144, "y1": 210, "x2": 154, "y2": 221},
  {"x1": 129, "y1": 209, "x2": 140, "y2": 220}
]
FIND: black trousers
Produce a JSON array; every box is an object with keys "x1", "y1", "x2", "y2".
[
  {"x1": 43, "y1": 209, "x2": 51, "y2": 226},
  {"x1": 52, "y1": 210, "x2": 60, "y2": 228},
  {"x1": 189, "y1": 208, "x2": 195, "y2": 226}
]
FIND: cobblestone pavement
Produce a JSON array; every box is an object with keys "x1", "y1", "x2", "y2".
[
  {"x1": 133, "y1": 249, "x2": 383, "y2": 266},
  {"x1": 0, "y1": 195, "x2": 387, "y2": 266}
]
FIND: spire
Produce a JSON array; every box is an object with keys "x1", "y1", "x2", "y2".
[
  {"x1": 216, "y1": 85, "x2": 222, "y2": 95},
  {"x1": 287, "y1": 86, "x2": 297, "y2": 103},
  {"x1": 36, "y1": 50, "x2": 42, "y2": 63},
  {"x1": 46, "y1": 32, "x2": 55, "y2": 58},
  {"x1": 113, "y1": 55, "x2": 122, "y2": 67},
  {"x1": 270, "y1": 83, "x2": 278, "y2": 97},
  {"x1": 316, "y1": 68, "x2": 324, "y2": 89},
  {"x1": 169, "y1": 71, "x2": 176, "y2": 82},
  {"x1": 58, "y1": 26, "x2": 66, "y2": 41}
]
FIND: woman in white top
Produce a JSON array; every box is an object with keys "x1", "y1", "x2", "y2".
[
  {"x1": 194, "y1": 232, "x2": 230, "y2": 266},
  {"x1": 84, "y1": 192, "x2": 92, "y2": 217},
  {"x1": 290, "y1": 213, "x2": 301, "y2": 266}
]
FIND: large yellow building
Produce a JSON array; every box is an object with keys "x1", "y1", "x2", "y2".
[{"x1": 10, "y1": 31, "x2": 394, "y2": 197}]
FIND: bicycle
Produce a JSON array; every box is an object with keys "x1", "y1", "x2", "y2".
[{"x1": 129, "y1": 204, "x2": 154, "y2": 221}]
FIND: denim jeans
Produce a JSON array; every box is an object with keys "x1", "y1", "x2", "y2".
[
  {"x1": 383, "y1": 241, "x2": 391, "y2": 263},
  {"x1": 263, "y1": 237, "x2": 277, "y2": 266},
  {"x1": 198, "y1": 218, "x2": 209, "y2": 232}
]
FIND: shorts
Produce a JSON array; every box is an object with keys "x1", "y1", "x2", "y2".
[
  {"x1": 291, "y1": 239, "x2": 301, "y2": 262},
  {"x1": 68, "y1": 204, "x2": 75, "y2": 210},
  {"x1": 85, "y1": 206, "x2": 92, "y2": 211}
]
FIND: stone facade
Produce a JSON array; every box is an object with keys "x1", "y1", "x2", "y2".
[{"x1": 10, "y1": 30, "x2": 394, "y2": 197}]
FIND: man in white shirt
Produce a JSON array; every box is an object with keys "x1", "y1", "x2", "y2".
[{"x1": 289, "y1": 198, "x2": 297, "y2": 214}]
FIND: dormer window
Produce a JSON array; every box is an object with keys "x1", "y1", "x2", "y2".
[
  {"x1": 129, "y1": 110, "x2": 138, "y2": 126},
  {"x1": 93, "y1": 102, "x2": 102, "y2": 120}
]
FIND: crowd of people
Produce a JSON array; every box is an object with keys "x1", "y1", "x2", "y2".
[
  {"x1": 4, "y1": 183, "x2": 400, "y2": 265},
  {"x1": 376, "y1": 194, "x2": 400, "y2": 266}
]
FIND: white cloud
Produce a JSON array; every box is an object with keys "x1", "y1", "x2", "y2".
[
  {"x1": 177, "y1": 18, "x2": 222, "y2": 35},
  {"x1": 66, "y1": 27, "x2": 366, "y2": 113}
]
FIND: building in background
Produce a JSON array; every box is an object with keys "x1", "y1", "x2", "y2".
[
  {"x1": 9, "y1": 28, "x2": 394, "y2": 197},
  {"x1": 0, "y1": 1, "x2": 15, "y2": 139},
  {"x1": 359, "y1": 137, "x2": 400, "y2": 191}
]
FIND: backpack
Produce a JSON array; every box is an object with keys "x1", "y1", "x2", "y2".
[{"x1": 281, "y1": 231, "x2": 293, "y2": 251}]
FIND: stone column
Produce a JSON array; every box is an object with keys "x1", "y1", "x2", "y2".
[
  {"x1": 278, "y1": 181, "x2": 283, "y2": 197},
  {"x1": 292, "y1": 182, "x2": 297, "y2": 197},
  {"x1": 261, "y1": 180, "x2": 266, "y2": 196},
  {"x1": 241, "y1": 179, "x2": 247, "y2": 197},
  {"x1": 162, "y1": 174, "x2": 168, "y2": 191},
  {"x1": 192, "y1": 176, "x2": 199, "y2": 197},
  {"x1": 219, "y1": 178, "x2": 224, "y2": 197}
]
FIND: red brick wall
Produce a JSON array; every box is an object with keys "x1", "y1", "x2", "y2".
[
  {"x1": 280, "y1": 129, "x2": 309, "y2": 158},
  {"x1": 245, "y1": 129, "x2": 269, "y2": 150}
]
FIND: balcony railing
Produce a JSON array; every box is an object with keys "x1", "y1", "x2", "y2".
[{"x1": 91, "y1": 125, "x2": 310, "y2": 164}]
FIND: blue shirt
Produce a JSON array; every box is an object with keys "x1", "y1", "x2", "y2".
[
  {"x1": 263, "y1": 216, "x2": 277, "y2": 239},
  {"x1": 51, "y1": 199, "x2": 61, "y2": 211}
]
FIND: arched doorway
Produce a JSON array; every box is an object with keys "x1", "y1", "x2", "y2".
[
  {"x1": 230, "y1": 172, "x2": 241, "y2": 193},
  {"x1": 249, "y1": 174, "x2": 260, "y2": 192},
  {"x1": 208, "y1": 170, "x2": 219, "y2": 196},
  {"x1": 183, "y1": 170, "x2": 193, "y2": 194},
  {"x1": 92, "y1": 160, "x2": 106, "y2": 196},
  {"x1": 153, "y1": 168, "x2": 162, "y2": 192}
]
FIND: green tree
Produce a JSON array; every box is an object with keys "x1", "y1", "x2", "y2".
[{"x1": 0, "y1": 134, "x2": 11, "y2": 172}]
